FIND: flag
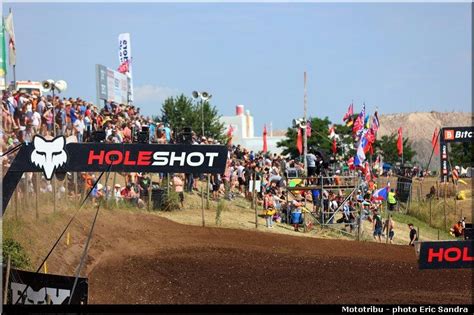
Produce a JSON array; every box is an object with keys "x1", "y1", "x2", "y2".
[
  {"x1": 364, "y1": 162, "x2": 372, "y2": 182},
  {"x1": 397, "y1": 127, "x2": 403, "y2": 157},
  {"x1": 306, "y1": 121, "x2": 312, "y2": 138},
  {"x1": 346, "y1": 117, "x2": 354, "y2": 127},
  {"x1": 296, "y1": 128, "x2": 303, "y2": 155},
  {"x1": 5, "y1": 12, "x2": 15, "y2": 66},
  {"x1": 328, "y1": 125, "x2": 335, "y2": 138},
  {"x1": 343, "y1": 103, "x2": 353, "y2": 122},
  {"x1": 226, "y1": 124, "x2": 234, "y2": 145},
  {"x1": 372, "y1": 111, "x2": 380, "y2": 133},
  {"x1": 347, "y1": 156, "x2": 355, "y2": 170},
  {"x1": 0, "y1": 17, "x2": 7, "y2": 89},
  {"x1": 332, "y1": 138, "x2": 337, "y2": 155},
  {"x1": 117, "y1": 59, "x2": 130, "y2": 74},
  {"x1": 364, "y1": 114, "x2": 370, "y2": 129},
  {"x1": 372, "y1": 185, "x2": 390, "y2": 201},
  {"x1": 263, "y1": 124, "x2": 268, "y2": 153},
  {"x1": 352, "y1": 113, "x2": 364, "y2": 135},
  {"x1": 431, "y1": 128, "x2": 439, "y2": 156},
  {"x1": 354, "y1": 140, "x2": 366, "y2": 167}
]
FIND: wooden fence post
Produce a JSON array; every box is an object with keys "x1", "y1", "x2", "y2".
[
  {"x1": 35, "y1": 173, "x2": 39, "y2": 220},
  {"x1": 201, "y1": 185, "x2": 205, "y2": 227},
  {"x1": 443, "y1": 183, "x2": 447, "y2": 231},
  {"x1": 4, "y1": 255, "x2": 11, "y2": 302},
  {"x1": 14, "y1": 187, "x2": 18, "y2": 220},
  {"x1": 429, "y1": 198, "x2": 432, "y2": 227},
  {"x1": 206, "y1": 174, "x2": 210, "y2": 209},
  {"x1": 53, "y1": 177, "x2": 56, "y2": 213}
]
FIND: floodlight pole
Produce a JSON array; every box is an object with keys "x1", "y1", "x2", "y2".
[{"x1": 303, "y1": 72, "x2": 308, "y2": 175}]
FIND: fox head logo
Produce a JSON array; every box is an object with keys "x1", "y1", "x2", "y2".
[{"x1": 30, "y1": 136, "x2": 68, "y2": 180}]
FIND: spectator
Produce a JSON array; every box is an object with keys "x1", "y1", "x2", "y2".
[
  {"x1": 372, "y1": 209, "x2": 383, "y2": 242},
  {"x1": 387, "y1": 189, "x2": 397, "y2": 211},
  {"x1": 171, "y1": 173, "x2": 184, "y2": 208},
  {"x1": 449, "y1": 220, "x2": 464, "y2": 238},
  {"x1": 383, "y1": 215, "x2": 395, "y2": 244},
  {"x1": 408, "y1": 223, "x2": 418, "y2": 246}
]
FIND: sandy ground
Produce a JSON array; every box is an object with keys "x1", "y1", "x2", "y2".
[{"x1": 3, "y1": 203, "x2": 472, "y2": 304}]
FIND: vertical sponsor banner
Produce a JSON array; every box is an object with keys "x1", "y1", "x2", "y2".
[
  {"x1": 440, "y1": 141, "x2": 448, "y2": 182},
  {"x1": 118, "y1": 33, "x2": 133, "y2": 103},
  {"x1": 439, "y1": 127, "x2": 474, "y2": 182}
]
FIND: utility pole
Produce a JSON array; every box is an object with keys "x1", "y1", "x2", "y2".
[{"x1": 303, "y1": 71, "x2": 308, "y2": 175}]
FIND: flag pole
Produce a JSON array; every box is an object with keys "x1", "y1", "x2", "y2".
[
  {"x1": 303, "y1": 71, "x2": 308, "y2": 176},
  {"x1": 9, "y1": 8, "x2": 15, "y2": 86}
]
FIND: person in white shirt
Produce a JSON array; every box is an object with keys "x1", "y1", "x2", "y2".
[
  {"x1": 74, "y1": 114, "x2": 85, "y2": 142},
  {"x1": 31, "y1": 110, "x2": 42, "y2": 134}
]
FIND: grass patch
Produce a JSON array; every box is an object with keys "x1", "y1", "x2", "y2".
[
  {"x1": 3, "y1": 238, "x2": 31, "y2": 269},
  {"x1": 390, "y1": 211, "x2": 453, "y2": 240}
]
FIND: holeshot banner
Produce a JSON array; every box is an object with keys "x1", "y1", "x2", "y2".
[
  {"x1": 2, "y1": 136, "x2": 228, "y2": 214},
  {"x1": 4, "y1": 268, "x2": 88, "y2": 304},
  {"x1": 418, "y1": 240, "x2": 473, "y2": 269}
]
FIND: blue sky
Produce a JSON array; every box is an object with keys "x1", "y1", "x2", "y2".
[{"x1": 3, "y1": 2, "x2": 472, "y2": 133}]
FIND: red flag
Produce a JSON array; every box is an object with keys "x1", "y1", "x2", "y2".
[
  {"x1": 118, "y1": 60, "x2": 130, "y2": 74},
  {"x1": 347, "y1": 156, "x2": 355, "y2": 170},
  {"x1": 431, "y1": 128, "x2": 439, "y2": 156},
  {"x1": 364, "y1": 162, "x2": 372, "y2": 182},
  {"x1": 352, "y1": 115, "x2": 363, "y2": 134},
  {"x1": 296, "y1": 128, "x2": 303, "y2": 155},
  {"x1": 397, "y1": 127, "x2": 403, "y2": 156},
  {"x1": 263, "y1": 124, "x2": 268, "y2": 153},
  {"x1": 226, "y1": 125, "x2": 234, "y2": 145},
  {"x1": 343, "y1": 103, "x2": 353, "y2": 122},
  {"x1": 332, "y1": 138, "x2": 337, "y2": 154},
  {"x1": 328, "y1": 125, "x2": 335, "y2": 138}
]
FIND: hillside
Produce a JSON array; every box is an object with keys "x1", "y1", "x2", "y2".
[{"x1": 377, "y1": 111, "x2": 472, "y2": 169}]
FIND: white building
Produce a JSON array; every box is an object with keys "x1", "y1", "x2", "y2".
[{"x1": 220, "y1": 105, "x2": 285, "y2": 154}]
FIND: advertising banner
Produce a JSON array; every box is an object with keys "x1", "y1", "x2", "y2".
[
  {"x1": 3, "y1": 136, "x2": 229, "y2": 214},
  {"x1": 5, "y1": 268, "x2": 88, "y2": 304},
  {"x1": 118, "y1": 33, "x2": 133, "y2": 103},
  {"x1": 95, "y1": 64, "x2": 129, "y2": 105},
  {"x1": 418, "y1": 240, "x2": 473, "y2": 269},
  {"x1": 439, "y1": 126, "x2": 473, "y2": 182}
]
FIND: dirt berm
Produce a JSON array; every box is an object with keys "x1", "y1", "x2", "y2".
[{"x1": 79, "y1": 211, "x2": 472, "y2": 304}]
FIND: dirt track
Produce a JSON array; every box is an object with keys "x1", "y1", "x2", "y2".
[{"x1": 86, "y1": 212, "x2": 472, "y2": 304}]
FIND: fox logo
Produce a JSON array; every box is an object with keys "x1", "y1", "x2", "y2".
[{"x1": 30, "y1": 136, "x2": 68, "y2": 180}]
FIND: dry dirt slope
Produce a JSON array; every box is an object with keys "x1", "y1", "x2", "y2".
[
  {"x1": 4, "y1": 207, "x2": 471, "y2": 304},
  {"x1": 377, "y1": 111, "x2": 472, "y2": 169}
]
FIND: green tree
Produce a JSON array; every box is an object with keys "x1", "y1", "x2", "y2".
[
  {"x1": 373, "y1": 133, "x2": 416, "y2": 164},
  {"x1": 160, "y1": 94, "x2": 225, "y2": 141},
  {"x1": 449, "y1": 142, "x2": 473, "y2": 167},
  {"x1": 277, "y1": 117, "x2": 332, "y2": 158}
]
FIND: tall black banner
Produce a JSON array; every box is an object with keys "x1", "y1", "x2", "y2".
[
  {"x1": 418, "y1": 240, "x2": 474, "y2": 269},
  {"x1": 439, "y1": 126, "x2": 473, "y2": 182},
  {"x1": 2, "y1": 135, "x2": 229, "y2": 215},
  {"x1": 4, "y1": 268, "x2": 88, "y2": 304}
]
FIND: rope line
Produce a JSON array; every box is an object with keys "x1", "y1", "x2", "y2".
[
  {"x1": 0, "y1": 143, "x2": 24, "y2": 158},
  {"x1": 69, "y1": 164, "x2": 113, "y2": 304},
  {"x1": 14, "y1": 166, "x2": 111, "y2": 305}
]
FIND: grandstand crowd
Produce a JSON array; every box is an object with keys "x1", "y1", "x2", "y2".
[{"x1": 1, "y1": 90, "x2": 466, "y2": 243}]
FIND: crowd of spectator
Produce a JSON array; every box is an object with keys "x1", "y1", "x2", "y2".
[{"x1": 3, "y1": 90, "x2": 453, "y2": 246}]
